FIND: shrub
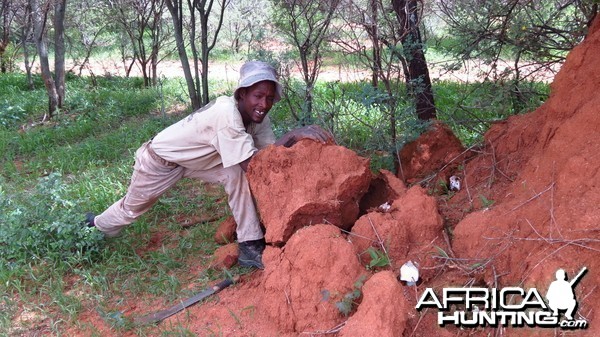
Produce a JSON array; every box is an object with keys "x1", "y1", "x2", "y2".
[{"x1": 0, "y1": 173, "x2": 105, "y2": 268}]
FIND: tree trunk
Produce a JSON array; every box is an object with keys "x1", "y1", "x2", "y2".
[
  {"x1": 166, "y1": 0, "x2": 200, "y2": 109},
  {"x1": 21, "y1": 3, "x2": 35, "y2": 89},
  {"x1": 30, "y1": 0, "x2": 59, "y2": 118},
  {"x1": 369, "y1": 0, "x2": 380, "y2": 87},
  {"x1": 200, "y1": 12, "x2": 210, "y2": 106},
  {"x1": 1, "y1": 0, "x2": 10, "y2": 73},
  {"x1": 54, "y1": 0, "x2": 66, "y2": 108},
  {"x1": 392, "y1": 0, "x2": 436, "y2": 120}
]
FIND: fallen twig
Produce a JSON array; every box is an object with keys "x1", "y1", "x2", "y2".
[
  {"x1": 301, "y1": 321, "x2": 347, "y2": 335},
  {"x1": 368, "y1": 216, "x2": 389, "y2": 259},
  {"x1": 506, "y1": 182, "x2": 554, "y2": 213}
]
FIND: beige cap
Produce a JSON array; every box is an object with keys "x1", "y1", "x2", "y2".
[{"x1": 234, "y1": 61, "x2": 283, "y2": 102}]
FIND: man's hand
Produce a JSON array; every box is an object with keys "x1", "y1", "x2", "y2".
[
  {"x1": 276, "y1": 125, "x2": 335, "y2": 148},
  {"x1": 241, "y1": 125, "x2": 334, "y2": 172}
]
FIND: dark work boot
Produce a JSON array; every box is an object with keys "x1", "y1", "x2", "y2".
[
  {"x1": 238, "y1": 239, "x2": 266, "y2": 269},
  {"x1": 84, "y1": 212, "x2": 96, "y2": 228}
]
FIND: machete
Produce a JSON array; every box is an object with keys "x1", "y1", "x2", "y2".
[{"x1": 134, "y1": 275, "x2": 239, "y2": 326}]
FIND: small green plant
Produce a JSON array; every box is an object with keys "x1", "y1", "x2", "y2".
[
  {"x1": 434, "y1": 245, "x2": 450, "y2": 259},
  {"x1": 227, "y1": 308, "x2": 244, "y2": 329},
  {"x1": 478, "y1": 194, "x2": 495, "y2": 208},
  {"x1": 335, "y1": 275, "x2": 367, "y2": 317},
  {"x1": 366, "y1": 247, "x2": 390, "y2": 270},
  {"x1": 437, "y1": 178, "x2": 449, "y2": 193}
]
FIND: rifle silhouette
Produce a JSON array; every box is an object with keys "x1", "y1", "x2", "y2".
[{"x1": 569, "y1": 267, "x2": 587, "y2": 288}]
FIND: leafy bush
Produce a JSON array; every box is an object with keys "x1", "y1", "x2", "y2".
[
  {"x1": 435, "y1": 80, "x2": 549, "y2": 146},
  {"x1": 0, "y1": 173, "x2": 105, "y2": 268},
  {"x1": 0, "y1": 74, "x2": 47, "y2": 128}
]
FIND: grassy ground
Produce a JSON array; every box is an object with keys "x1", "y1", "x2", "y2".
[{"x1": 0, "y1": 71, "x2": 548, "y2": 336}]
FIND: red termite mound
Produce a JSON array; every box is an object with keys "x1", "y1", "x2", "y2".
[
  {"x1": 444, "y1": 17, "x2": 600, "y2": 335},
  {"x1": 247, "y1": 139, "x2": 371, "y2": 245},
  {"x1": 258, "y1": 224, "x2": 366, "y2": 333},
  {"x1": 338, "y1": 271, "x2": 408, "y2": 337},
  {"x1": 398, "y1": 122, "x2": 468, "y2": 185}
]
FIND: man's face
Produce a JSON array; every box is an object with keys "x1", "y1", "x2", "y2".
[{"x1": 238, "y1": 80, "x2": 276, "y2": 125}]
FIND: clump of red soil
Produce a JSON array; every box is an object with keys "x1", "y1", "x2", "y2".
[
  {"x1": 351, "y1": 185, "x2": 443, "y2": 280},
  {"x1": 211, "y1": 243, "x2": 238, "y2": 269},
  {"x1": 247, "y1": 139, "x2": 371, "y2": 245},
  {"x1": 259, "y1": 224, "x2": 367, "y2": 333},
  {"x1": 398, "y1": 122, "x2": 469, "y2": 186},
  {"x1": 214, "y1": 215, "x2": 236, "y2": 244},
  {"x1": 338, "y1": 271, "x2": 408, "y2": 337}
]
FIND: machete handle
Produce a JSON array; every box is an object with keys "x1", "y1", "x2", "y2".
[{"x1": 213, "y1": 276, "x2": 235, "y2": 292}]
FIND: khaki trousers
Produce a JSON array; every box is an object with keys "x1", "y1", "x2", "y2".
[{"x1": 94, "y1": 142, "x2": 262, "y2": 242}]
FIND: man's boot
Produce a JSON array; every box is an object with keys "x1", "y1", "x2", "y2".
[{"x1": 238, "y1": 238, "x2": 266, "y2": 269}]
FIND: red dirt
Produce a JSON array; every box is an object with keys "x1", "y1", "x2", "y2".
[
  {"x1": 62, "y1": 16, "x2": 600, "y2": 337},
  {"x1": 398, "y1": 122, "x2": 469, "y2": 186},
  {"x1": 214, "y1": 215, "x2": 237, "y2": 244},
  {"x1": 339, "y1": 271, "x2": 409, "y2": 337},
  {"x1": 247, "y1": 139, "x2": 371, "y2": 245},
  {"x1": 258, "y1": 224, "x2": 367, "y2": 333},
  {"x1": 351, "y1": 185, "x2": 444, "y2": 279}
]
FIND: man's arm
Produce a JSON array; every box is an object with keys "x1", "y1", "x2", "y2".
[
  {"x1": 239, "y1": 125, "x2": 334, "y2": 172},
  {"x1": 275, "y1": 125, "x2": 334, "y2": 148}
]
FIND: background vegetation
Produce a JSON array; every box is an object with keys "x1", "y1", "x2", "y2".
[{"x1": 0, "y1": 0, "x2": 596, "y2": 334}]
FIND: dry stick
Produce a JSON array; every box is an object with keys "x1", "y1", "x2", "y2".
[
  {"x1": 397, "y1": 148, "x2": 406, "y2": 182},
  {"x1": 462, "y1": 159, "x2": 474, "y2": 206},
  {"x1": 409, "y1": 308, "x2": 429, "y2": 337},
  {"x1": 442, "y1": 227, "x2": 457, "y2": 258},
  {"x1": 486, "y1": 139, "x2": 498, "y2": 188},
  {"x1": 549, "y1": 164, "x2": 564, "y2": 239},
  {"x1": 525, "y1": 218, "x2": 551, "y2": 244},
  {"x1": 367, "y1": 216, "x2": 389, "y2": 260},
  {"x1": 487, "y1": 139, "x2": 514, "y2": 183},
  {"x1": 505, "y1": 182, "x2": 555, "y2": 214},
  {"x1": 431, "y1": 254, "x2": 490, "y2": 275},
  {"x1": 577, "y1": 285, "x2": 597, "y2": 321},
  {"x1": 337, "y1": 227, "x2": 377, "y2": 243},
  {"x1": 300, "y1": 321, "x2": 347, "y2": 335}
]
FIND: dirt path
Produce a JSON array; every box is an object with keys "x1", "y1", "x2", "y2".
[{"x1": 24, "y1": 56, "x2": 560, "y2": 84}]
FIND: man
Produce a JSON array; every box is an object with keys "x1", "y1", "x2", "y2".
[
  {"x1": 85, "y1": 61, "x2": 332, "y2": 269},
  {"x1": 546, "y1": 269, "x2": 578, "y2": 320}
]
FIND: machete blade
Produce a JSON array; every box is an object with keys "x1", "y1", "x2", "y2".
[{"x1": 133, "y1": 277, "x2": 235, "y2": 326}]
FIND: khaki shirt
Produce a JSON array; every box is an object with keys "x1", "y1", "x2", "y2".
[{"x1": 151, "y1": 96, "x2": 276, "y2": 170}]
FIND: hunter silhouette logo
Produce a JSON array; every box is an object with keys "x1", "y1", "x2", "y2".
[
  {"x1": 416, "y1": 267, "x2": 589, "y2": 329},
  {"x1": 546, "y1": 267, "x2": 587, "y2": 321}
]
